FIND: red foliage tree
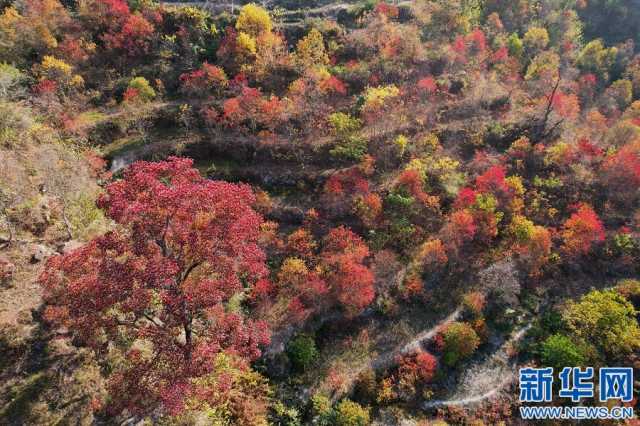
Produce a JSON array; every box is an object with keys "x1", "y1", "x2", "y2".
[
  {"x1": 318, "y1": 75, "x2": 348, "y2": 96},
  {"x1": 82, "y1": 0, "x2": 130, "y2": 32},
  {"x1": 454, "y1": 187, "x2": 478, "y2": 209},
  {"x1": 417, "y1": 76, "x2": 437, "y2": 94},
  {"x1": 179, "y1": 63, "x2": 228, "y2": 97},
  {"x1": 490, "y1": 46, "x2": 509, "y2": 63},
  {"x1": 468, "y1": 29, "x2": 487, "y2": 54},
  {"x1": 321, "y1": 227, "x2": 375, "y2": 316},
  {"x1": 102, "y1": 12, "x2": 156, "y2": 57},
  {"x1": 475, "y1": 165, "x2": 509, "y2": 194},
  {"x1": 286, "y1": 228, "x2": 317, "y2": 259},
  {"x1": 39, "y1": 157, "x2": 270, "y2": 416},
  {"x1": 397, "y1": 169, "x2": 439, "y2": 208},
  {"x1": 122, "y1": 87, "x2": 140, "y2": 102},
  {"x1": 602, "y1": 142, "x2": 640, "y2": 204},
  {"x1": 395, "y1": 349, "x2": 437, "y2": 397},
  {"x1": 374, "y1": 2, "x2": 399, "y2": 18},
  {"x1": 551, "y1": 91, "x2": 581, "y2": 119},
  {"x1": 561, "y1": 203, "x2": 605, "y2": 256},
  {"x1": 406, "y1": 350, "x2": 437, "y2": 382},
  {"x1": 442, "y1": 209, "x2": 477, "y2": 252}
]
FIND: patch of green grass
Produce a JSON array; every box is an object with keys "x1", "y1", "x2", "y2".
[
  {"x1": 102, "y1": 136, "x2": 147, "y2": 158},
  {"x1": 76, "y1": 110, "x2": 107, "y2": 128}
]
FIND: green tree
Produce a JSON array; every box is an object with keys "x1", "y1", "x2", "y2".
[
  {"x1": 563, "y1": 290, "x2": 640, "y2": 362},
  {"x1": 507, "y1": 32, "x2": 523, "y2": 58},
  {"x1": 540, "y1": 334, "x2": 589, "y2": 370},
  {"x1": 311, "y1": 394, "x2": 334, "y2": 426},
  {"x1": 328, "y1": 112, "x2": 367, "y2": 161},
  {"x1": 576, "y1": 39, "x2": 618, "y2": 82},
  {"x1": 442, "y1": 322, "x2": 480, "y2": 366},
  {"x1": 286, "y1": 334, "x2": 319, "y2": 371}
]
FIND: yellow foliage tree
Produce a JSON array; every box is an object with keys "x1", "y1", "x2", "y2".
[
  {"x1": 293, "y1": 28, "x2": 329, "y2": 71},
  {"x1": 36, "y1": 55, "x2": 84, "y2": 90},
  {"x1": 236, "y1": 3, "x2": 272, "y2": 38}
]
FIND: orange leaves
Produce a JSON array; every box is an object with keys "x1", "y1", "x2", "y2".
[
  {"x1": 102, "y1": 12, "x2": 155, "y2": 56},
  {"x1": 449, "y1": 209, "x2": 477, "y2": 242},
  {"x1": 354, "y1": 193, "x2": 383, "y2": 227},
  {"x1": 179, "y1": 63, "x2": 228, "y2": 97},
  {"x1": 318, "y1": 75, "x2": 347, "y2": 95},
  {"x1": 417, "y1": 75, "x2": 437, "y2": 94},
  {"x1": 321, "y1": 226, "x2": 375, "y2": 316},
  {"x1": 417, "y1": 238, "x2": 448, "y2": 271},
  {"x1": 286, "y1": 229, "x2": 317, "y2": 259},
  {"x1": 551, "y1": 91, "x2": 581, "y2": 119},
  {"x1": 561, "y1": 203, "x2": 605, "y2": 256},
  {"x1": 602, "y1": 141, "x2": 640, "y2": 190}
]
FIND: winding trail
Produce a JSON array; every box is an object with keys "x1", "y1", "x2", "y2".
[
  {"x1": 422, "y1": 324, "x2": 531, "y2": 409},
  {"x1": 327, "y1": 307, "x2": 463, "y2": 402},
  {"x1": 371, "y1": 307, "x2": 462, "y2": 371}
]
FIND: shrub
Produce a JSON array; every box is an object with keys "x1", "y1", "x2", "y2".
[
  {"x1": 0, "y1": 63, "x2": 24, "y2": 98},
  {"x1": 328, "y1": 112, "x2": 367, "y2": 161},
  {"x1": 616, "y1": 279, "x2": 640, "y2": 308},
  {"x1": 462, "y1": 291, "x2": 486, "y2": 318},
  {"x1": 335, "y1": 399, "x2": 370, "y2": 426},
  {"x1": 0, "y1": 101, "x2": 33, "y2": 147},
  {"x1": 126, "y1": 77, "x2": 155, "y2": 102},
  {"x1": 353, "y1": 368, "x2": 377, "y2": 403},
  {"x1": 362, "y1": 85, "x2": 400, "y2": 112},
  {"x1": 507, "y1": 33, "x2": 523, "y2": 57},
  {"x1": 442, "y1": 322, "x2": 480, "y2": 366},
  {"x1": 286, "y1": 334, "x2": 318, "y2": 371},
  {"x1": 311, "y1": 394, "x2": 334, "y2": 425},
  {"x1": 0, "y1": 257, "x2": 14, "y2": 285},
  {"x1": 523, "y1": 27, "x2": 549, "y2": 53},
  {"x1": 540, "y1": 334, "x2": 589, "y2": 370}
]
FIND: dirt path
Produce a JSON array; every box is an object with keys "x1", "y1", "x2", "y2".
[
  {"x1": 327, "y1": 307, "x2": 463, "y2": 402},
  {"x1": 422, "y1": 324, "x2": 531, "y2": 409}
]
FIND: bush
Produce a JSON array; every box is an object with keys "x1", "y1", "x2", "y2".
[
  {"x1": 616, "y1": 279, "x2": 640, "y2": 308},
  {"x1": 126, "y1": 77, "x2": 156, "y2": 102},
  {"x1": 0, "y1": 63, "x2": 25, "y2": 98},
  {"x1": 523, "y1": 27, "x2": 549, "y2": 54},
  {"x1": 286, "y1": 334, "x2": 318, "y2": 371},
  {"x1": 328, "y1": 112, "x2": 367, "y2": 161},
  {"x1": 353, "y1": 368, "x2": 377, "y2": 403},
  {"x1": 462, "y1": 291, "x2": 486, "y2": 318},
  {"x1": 442, "y1": 322, "x2": 480, "y2": 366},
  {"x1": 0, "y1": 257, "x2": 14, "y2": 285},
  {"x1": 0, "y1": 101, "x2": 33, "y2": 147},
  {"x1": 540, "y1": 334, "x2": 589, "y2": 370},
  {"x1": 311, "y1": 393, "x2": 334, "y2": 425},
  {"x1": 335, "y1": 399, "x2": 370, "y2": 426}
]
